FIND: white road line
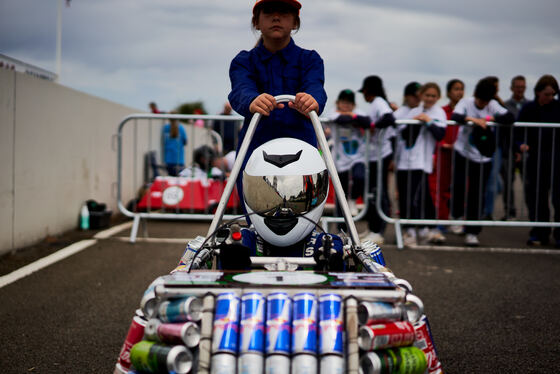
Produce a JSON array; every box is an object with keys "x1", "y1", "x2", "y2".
[
  {"x1": 0, "y1": 239, "x2": 98, "y2": 289},
  {"x1": 93, "y1": 221, "x2": 134, "y2": 239},
  {"x1": 113, "y1": 237, "x2": 192, "y2": 243},
  {"x1": 386, "y1": 244, "x2": 560, "y2": 255}
]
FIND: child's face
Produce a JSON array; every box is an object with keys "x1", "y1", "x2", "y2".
[
  {"x1": 404, "y1": 94, "x2": 420, "y2": 108},
  {"x1": 421, "y1": 88, "x2": 440, "y2": 109},
  {"x1": 447, "y1": 82, "x2": 464, "y2": 103},
  {"x1": 336, "y1": 100, "x2": 354, "y2": 113},
  {"x1": 474, "y1": 98, "x2": 489, "y2": 109},
  {"x1": 256, "y1": 6, "x2": 297, "y2": 43}
]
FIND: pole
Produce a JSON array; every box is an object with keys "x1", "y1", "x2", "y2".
[{"x1": 55, "y1": 0, "x2": 62, "y2": 82}]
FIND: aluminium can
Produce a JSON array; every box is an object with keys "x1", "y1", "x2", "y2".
[
  {"x1": 265, "y1": 354, "x2": 290, "y2": 374},
  {"x1": 140, "y1": 277, "x2": 166, "y2": 318},
  {"x1": 238, "y1": 292, "x2": 265, "y2": 374},
  {"x1": 211, "y1": 352, "x2": 237, "y2": 374},
  {"x1": 212, "y1": 292, "x2": 240, "y2": 354},
  {"x1": 238, "y1": 352, "x2": 264, "y2": 374},
  {"x1": 413, "y1": 314, "x2": 443, "y2": 374},
  {"x1": 129, "y1": 340, "x2": 193, "y2": 374},
  {"x1": 358, "y1": 321, "x2": 415, "y2": 351},
  {"x1": 357, "y1": 301, "x2": 405, "y2": 325},
  {"x1": 319, "y1": 354, "x2": 345, "y2": 374},
  {"x1": 113, "y1": 362, "x2": 126, "y2": 374},
  {"x1": 265, "y1": 292, "x2": 292, "y2": 355},
  {"x1": 318, "y1": 293, "x2": 344, "y2": 356},
  {"x1": 144, "y1": 319, "x2": 201, "y2": 348},
  {"x1": 116, "y1": 315, "x2": 147, "y2": 371},
  {"x1": 360, "y1": 346, "x2": 427, "y2": 374},
  {"x1": 291, "y1": 353, "x2": 317, "y2": 374},
  {"x1": 159, "y1": 296, "x2": 203, "y2": 323},
  {"x1": 292, "y1": 292, "x2": 318, "y2": 354}
]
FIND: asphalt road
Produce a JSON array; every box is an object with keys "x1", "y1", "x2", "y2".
[{"x1": 1, "y1": 220, "x2": 559, "y2": 373}]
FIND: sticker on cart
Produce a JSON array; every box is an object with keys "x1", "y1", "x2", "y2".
[
  {"x1": 329, "y1": 272, "x2": 395, "y2": 288},
  {"x1": 162, "y1": 186, "x2": 184, "y2": 205},
  {"x1": 231, "y1": 271, "x2": 328, "y2": 285},
  {"x1": 165, "y1": 271, "x2": 225, "y2": 285}
]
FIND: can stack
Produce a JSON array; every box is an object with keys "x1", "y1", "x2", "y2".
[
  {"x1": 114, "y1": 295, "x2": 203, "y2": 374},
  {"x1": 357, "y1": 300, "x2": 443, "y2": 374}
]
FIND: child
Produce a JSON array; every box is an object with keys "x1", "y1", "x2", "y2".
[
  {"x1": 395, "y1": 83, "x2": 447, "y2": 246},
  {"x1": 358, "y1": 75, "x2": 396, "y2": 244},
  {"x1": 450, "y1": 78, "x2": 514, "y2": 246},
  {"x1": 393, "y1": 81, "x2": 421, "y2": 120},
  {"x1": 328, "y1": 89, "x2": 370, "y2": 225},
  {"x1": 227, "y1": 0, "x2": 327, "y2": 205},
  {"x1": 429, "y1": 79, "x2": 464, "y2": 230}
]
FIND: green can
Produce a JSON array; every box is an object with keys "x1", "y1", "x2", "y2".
[
  {"x1": 130, "y1": 340, "x2": 193, "y2": 373},
  {"x1": 360, "y1": 346, "x2": 427, "y2": 374}
]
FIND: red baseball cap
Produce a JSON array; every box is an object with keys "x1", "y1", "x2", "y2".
[{"x1": 253, "y1": 0, "x2": 302, "y2": 15}]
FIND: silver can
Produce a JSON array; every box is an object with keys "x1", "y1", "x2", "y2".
[
  {"x1": 265, "y1": 354, "x2": 290, "y2": 374},
  {"x1": 211, "y1": 352, "x2": 236, "y2": 374},
  {"x1": 113, "y1": 362, "x2": 126, "y2": 374},
  {"x1": 159, "y1": 296, "x2": 203, "y2": 323},
  {"x1": 166, "y1": 345, "x2": 193, "y2": 374},
  {"x1": 238, "y1": 352, "x2": 264, "y2": 374},
  {"x1": 140, "y1": 277, "x2": 166, "y2": 318},
  {"x1": 320, "y1": 354, "x2": 344, "y2": 374},
  {"x1": 357, "y1": 301, "x2": 405, "y2": 325},
  {"x1": 291, "y1": 354, "x2": 317, "y2": 374}
]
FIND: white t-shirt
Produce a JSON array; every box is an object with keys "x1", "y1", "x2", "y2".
[
  {"x1": 395, "y1": 104, "x2": 447, "y2": 173},
  {"x1": 453, "y1": 98, "x2": 508, "y2": 163},
  {"x1": 327, "y1": 109, "x2": 367, "y2": 172},
  {"x1": 365, "y1": 97, "x2": 395, "y2": 161}
]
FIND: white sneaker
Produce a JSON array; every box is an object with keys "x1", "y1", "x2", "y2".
[
  {"x1": 429, "y1": 228, "x2": 446, "y2": 244},
  {"x1": 362, "y1": 231, "x2": 384, "y2": 245},
  {"x1": 449, "y1": 225, "x2": 464, "y2": 235},
  {"x1": 465, "y1": 233, "x2": 480, "y2": 246},
  {"x1": 403, "y1": 229, "x2": 417, "y2": 247},
  {"x1": 348, "y1": 199, "x2": 359, "y2": 216},
  {"x1": 418, "y1": 227, "x2": 430, "y2": 243}
]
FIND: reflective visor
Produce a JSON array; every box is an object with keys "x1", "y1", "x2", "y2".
[{"x1": 243, "y1": 170, "x2": 329, "y2": 217}]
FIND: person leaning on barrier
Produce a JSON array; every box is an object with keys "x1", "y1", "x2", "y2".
[
  {"x1": 516, "y1": 74, "x2": 560, "y2": 248},
  {"x1": 450, "y1": 77, "x2": 515, "y2": 246},
  {"x1": 327, "y1": 89, "x2": 370, "y2": 230},
  {"x1": 395, "y1": 83, "x2": 447, "y2": 247},
  {"x1": 357, "y1": 75, "x2": 397, "y2": 245},
  {"x1": 161, "y1": 112, "x2": 188, "y2": 177}
]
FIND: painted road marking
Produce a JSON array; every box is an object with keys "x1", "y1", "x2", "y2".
[
  {"x1": 386, "y1": 244, "x2": 560, "y2": 255},
  {"x1": 113, "y1": 236, "x2": 192, "y2": 243},
  {"x1": 0, "y1": 239, "x2": 97, "y2": 289},
  {"x1": 93, "y1": 221, "x2": 133, "y2": 239}
]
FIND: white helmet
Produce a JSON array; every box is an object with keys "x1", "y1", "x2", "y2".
[{"x1": 242, "y1": 138, "x2": 329, "y2": 247}]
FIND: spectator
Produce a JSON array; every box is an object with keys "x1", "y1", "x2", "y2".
[
  {"x1": 429, "y1": 79, "x2": 464, "y2": 225},
  {"x1": 395, "y1": 82, "x2": 447, "y2": 246},
  {"x1": 161, "y1": 112, "x2": 188, "y2": 176},
  {"x1": 149, "y1": 102, "x2": 162, "y2": 114},
  {"x1": 517, "y1": 74, "x2": 560, "y2": 248},
  {"x1": 327, "y1": 89, "x2": 370, "y2": 226},
  {"x1": 500, "y1": 75, "x2": 529, "y2": 220},
  {"x1": 228, "y1": 0, "x2": 327, "y2": 213},
  {"x1": 358, "y1": 75, "x2": 396, "y2": 244},
  {"x1": 393, "y1": 82, "x2": 421, "y2": 119},
  {"x1": 212, "y1": 102, "x2": 239, "y2": 154},
  {"x1": 450, "y1": 78, "x2": 514, "y2": 246}
]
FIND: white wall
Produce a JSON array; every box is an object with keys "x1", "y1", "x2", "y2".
[{"x1": 0, "y1": 69, "x2": 155, "y2": 254}]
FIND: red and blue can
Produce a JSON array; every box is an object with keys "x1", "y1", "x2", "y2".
[
  {"x1": 358, "y1": 321, "x2": 416, "y2": 351},
  {"x1": 238, "y1": 292, "x2": 265, "y2": 374},
  {"x1": 413, "y1": 314, "x2": 443, "y2": 373},
  {"x1": 292, "y1": 292, "x2": 318, "y2": 354},
  {"x1": 212, "y1": 292, "x2": 240, "y2": 354},
  {"x1": 265, "y1": 292, "x2": 292, "y2": 355},
  {"x1": 318, "y1": 293, "x2": 344, "y2": 355}
]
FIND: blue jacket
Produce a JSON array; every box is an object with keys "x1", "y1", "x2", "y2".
[
  {"x1": 228, "y1": 38, "x2": 327, "y2": 160},
  {"x1": 162, "y1": 123, "x2": 187, "y2": 165}
]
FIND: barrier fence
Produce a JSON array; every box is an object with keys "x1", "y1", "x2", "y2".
[{"x1": 117, "y1": 113, "x2": 559, "y2": 247}]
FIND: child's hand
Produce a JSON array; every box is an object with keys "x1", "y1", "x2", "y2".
[
  {"x1": 414, "y1": 113, "x2": 431, "y2": 123},
  {"x1": 250, "y1": 94, "x2": 284, "y2": 116},
  {"x1": 289, "y1": 92, "x2": 319, "y2": 115}
]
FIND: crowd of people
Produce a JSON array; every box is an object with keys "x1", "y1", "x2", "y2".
[{"x1": 326, "y1": 74, "x2": 560, "y2": 248}]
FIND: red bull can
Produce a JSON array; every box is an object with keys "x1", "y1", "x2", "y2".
[
  {"x1": 158, "y1": 296, "x2": 202, "y2": 323},
  {"x1": 319, "y1": 293, "x2": 344, "y2": 374},
  {"x1": 360, "y1": 346, "x2": 427, "y2": 374},
  {"x1": 357, "y1": 301, "x2": 406, "y2": 325},
  {"x1": 144, "y1": 319, "x2": 201, "y2": 348},
  {"x1": 358, "y1": 321, "x2": 416, "y2": 351},
  {"x1": 116, "y1": 315, "x2": 147, "y2": 371},
  {"x1": 292, "y1": 292, "x2": 318, "y2": 374},
  {"x1": 211, "y1": 292, "x2": 240, "y2": 374},
  {"x1": 265, "y1": 292, "x2": 292, "y2": 374},
  {"x1": 413, "y1": 314, "x2": 443, "y2": 374},
  {"x1": 238, "y1": 292, "x2": 265, "y2": 374},
  {"x1": 129, "y1": 340, "x2": 193, "y2": 374}
]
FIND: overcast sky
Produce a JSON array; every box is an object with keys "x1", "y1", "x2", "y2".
[{"x1": 1, "y1": 0, "x2": 559, "y2": 115}]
